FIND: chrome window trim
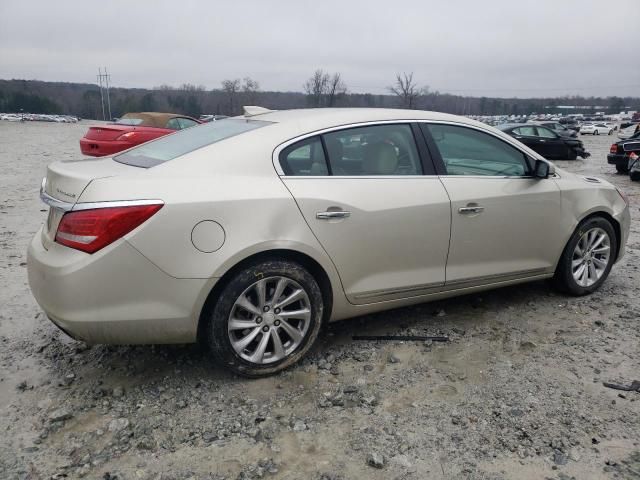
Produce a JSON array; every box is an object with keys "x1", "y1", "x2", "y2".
[
  {"x1": 272, "y1": 119, "x2": 425, "y2": 176},
  {"x1": 417, "y1": 120, "x2": 543, "y2": 179},
  {"x1": 272, "y1": 118, "x2": 546, "y2": 179}
]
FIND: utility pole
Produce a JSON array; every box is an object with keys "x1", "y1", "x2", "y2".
[
  {"x1": 97, "y1": 67, "x2": 112, "y2": 121},
  {"x1": 97, "y1": 68, "x2": 106, "y2": 120}
]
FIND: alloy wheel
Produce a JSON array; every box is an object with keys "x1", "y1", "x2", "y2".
[
  {"x1": 571, "y1": 227, "x2": 611, "y2": 287},
  {"x1": 227, "y1": 276, "x2": 311, "y2": 364}
]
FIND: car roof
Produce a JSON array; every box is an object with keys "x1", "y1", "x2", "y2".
[
  {"x1": 246, "y1": 108, "x2": 487, "y2": 136},
  {"x1": 121, "y1": 112, "x2": 195, "y2": 128}
]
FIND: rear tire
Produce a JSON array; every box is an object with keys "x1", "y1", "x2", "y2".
[
  {"x1": 206, "y1": 259, "x2": 324, "y2": 377},
  {"x1": 594, "y1": 130, "x2": 599, "y2": 135},
  {"x1": 552, "y1": 217, "x2": 617, "y2": 296}
]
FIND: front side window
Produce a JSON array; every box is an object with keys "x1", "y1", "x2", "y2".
[
  {"x1": 280, "y1": 136, "x2": 328, "y2": 176},
  {"x1": 322, "y1": 124, "x2": 422, "y2": 176},
  {"x1": 426, "y1": 124, "x2": 530, "y2": 177},
  {"x1": 165, "y1": 118, "x2": 181, "y2": 130},
  {"x1": 513, "y1": 126, "x2": 536, "y2": 136}
]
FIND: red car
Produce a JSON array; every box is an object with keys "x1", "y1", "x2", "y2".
[{"x1": 80, "y1": 112, "x2": 201, "y2": 157}]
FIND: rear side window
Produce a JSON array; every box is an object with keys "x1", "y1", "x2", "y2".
[
  {"x1": 165, "y1": 118, "x2": 181, "y2": 130},
  {"x1": 323, "y1": 124, "x2": 422, "y2": 176},
  {"x1": 178, "y1": 118, "x2": 198, "y2": 129},
  {"x1": 536, "y1": 127, "x2": 557, "y2": 138},
  {"x1": 426, "y1": 124, "x2": 530, "y2": 177},
  {"x1": 114, "y1": 119, "x2": 271, "y2": 168},
  {"x1": 280, "y1": 137, "x2": 328, "y2": 176}
]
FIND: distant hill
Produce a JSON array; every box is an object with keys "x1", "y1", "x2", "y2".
[{"x1": 0, "y1": 78, "x2": 637, "y2": 119}]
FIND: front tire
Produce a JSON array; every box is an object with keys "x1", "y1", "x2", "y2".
[
  {"x1": 566, "y1": 148, "x2": 577, "y2": 160},
  {"x1": 206, "y1": 259, "x2": 324, "y2": 377},
  {"x1": 552, "y1": 217, "x2": 617, "y2": 296},
  {"x1": 631, "y1": 171, "x2": 640, "y2": 182}
]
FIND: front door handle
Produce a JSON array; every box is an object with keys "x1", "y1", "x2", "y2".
[
  {"x1": 458, "y1": 206, "x2": 485, "y2": 214},
  {"x1": 316, "y1": 210, "x2": 351, "y2": 220}
]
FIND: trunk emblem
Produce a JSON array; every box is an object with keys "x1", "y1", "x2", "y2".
[{"x1": 56, "y1": 188, "x2": 76, "y2": 199}]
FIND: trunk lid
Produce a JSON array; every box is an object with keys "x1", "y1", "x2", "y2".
[
  {"x1": 41, "y1": 158, "x2": 143, "y2": 248},
  {"x1": 83, "y1": 124, "x2": 134, "y2": 141}
]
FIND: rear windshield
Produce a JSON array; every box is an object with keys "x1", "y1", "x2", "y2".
[
  {"x1": 115, "y1": 118, "x2": 145, "y2": 126},
  {"x1": 114, "y1": 119, "x2": 271, "y2": 168}
]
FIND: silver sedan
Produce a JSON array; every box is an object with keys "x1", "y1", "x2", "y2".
[{"x1": 28, "y1": 108, "x2": 631, "y2": 376}]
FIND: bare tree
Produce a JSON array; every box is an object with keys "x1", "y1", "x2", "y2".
[
  {"x1": 304, "y1": 70, "x2": 347, "y2": 107},
  {"x1": 304, "y1": 69, "x2": 329, "y2": 107},
  {"x1": 221, "y1": 78, "x2": 241, "y2": 115},
  {"x1": 242, "y1": 77, "x2": 260, "y2": 105},
  {"x1": 389, "y1": 72, "x2": 422, "y2": 109},
  {"x1": 326, "y1": 73, "x2": 347, "y2": 107}
]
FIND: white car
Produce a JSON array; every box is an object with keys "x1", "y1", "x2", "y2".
[
  {"x1": 618, "y1": 124, "x2": 640, "y2": 140},
  {"x1": 580, "y1": 123, "x2": 613, "y2": 135},
  {"x1": 27, "y1": 108, "x2": 631, "y2": 376}
]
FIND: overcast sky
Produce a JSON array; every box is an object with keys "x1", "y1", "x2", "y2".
[{"x1": 1, "y1": 0, "x2": 638, "y2": 98}]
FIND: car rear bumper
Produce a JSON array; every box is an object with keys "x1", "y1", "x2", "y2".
[
  {"x1": 80, "y1": 138, "x2": 132, "y2": 157},
  {"x1": 27, "y1": 227, "x2": 210, "y2": 344},
  {"x1": 607, "y1": 153, "x2": 626, "y2": 166}
]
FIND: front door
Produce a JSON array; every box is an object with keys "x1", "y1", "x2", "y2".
[
  {"x1": 279, "y1": 123, "x2": 451, "y2": 304},
  {"x1": 421, "y1": 123, "x2": 563, "y2": 286}
]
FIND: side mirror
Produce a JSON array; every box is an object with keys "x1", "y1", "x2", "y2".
[{"x1": 534, "y1": 159, "x2": 554, "y2": 178}]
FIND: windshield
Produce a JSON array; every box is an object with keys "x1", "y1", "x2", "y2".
[{"x1": 114, "y1": 119, "x2": 271, "y2": 168}]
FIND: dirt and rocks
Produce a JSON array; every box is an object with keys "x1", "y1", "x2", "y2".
[{"x1": 0, "y1": 121, "x2": 638, "y2": 480}]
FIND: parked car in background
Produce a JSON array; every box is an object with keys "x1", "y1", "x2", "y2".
[
  {"x1": 534, "y1": 121, "x2": 578, "y2": 138},
  {"x1": 579, "y1": 123, "x2": 613, "y2": 135},
  {"x1": 608, "y1": 132, "x2": 640, "y2": 173},
  {"x1": 80, "y1": 112, "x2": 201, "y2": 157},
  {"x1": 497, "y1": 124, "x2": 589, "y2": 160},
  {"x1": 28, "y1": 108, "x2": 629, "y2": 376},
  {"x1": 618, "y1": 123, "x2": 640, "y2": 140}
]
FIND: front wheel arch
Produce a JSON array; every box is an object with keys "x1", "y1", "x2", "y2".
[{"x1": 197, "y1": 249, "x2": 333, "y2": 343}]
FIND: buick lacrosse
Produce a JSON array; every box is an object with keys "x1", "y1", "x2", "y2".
[{"x1": 28, "y1": 108, "x2": 630, "y2": 376}]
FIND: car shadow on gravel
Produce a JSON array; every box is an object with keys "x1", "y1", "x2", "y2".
[{"x1": 37, "y1": 279, "x2": 558, "y2": 386}]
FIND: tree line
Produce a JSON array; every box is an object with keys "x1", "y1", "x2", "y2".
[{"x1": 0, "y1": 75, "x2": 637, "y2": 120}]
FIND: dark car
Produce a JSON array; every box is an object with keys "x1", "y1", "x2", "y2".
[
  {"x1": 497, "y1": 124, "x2": 589, "y2": 160},
  {"x1": 535, "y1": 121, "x2": 578, "y2": 138},
  {"x1": 608, "y1": 131, "x2": 640, "y2": 173}
]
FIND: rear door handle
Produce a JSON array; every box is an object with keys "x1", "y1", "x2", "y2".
[
  {"x1": 316, "y1": 210, "x2": 351, "y2": 220},
  {"x1": 458, "y1": 206, "x2": 485, "y2": 214}
]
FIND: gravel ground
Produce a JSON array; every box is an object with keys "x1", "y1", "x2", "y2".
[{"x1": 0, "y1": 121, "x2": 638, "y2": 480}]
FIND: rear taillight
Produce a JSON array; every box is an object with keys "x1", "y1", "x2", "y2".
[
  {"x1": 610, "y1": 144, "x2": 618, "y2": 154},
  {"x1": 55, "y1": 204, "x2": 163, "y2": 253}
]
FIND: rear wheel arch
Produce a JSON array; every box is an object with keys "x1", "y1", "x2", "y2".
[{"x1": 197, "y1": 249, "x2": 333, "y2": 343}]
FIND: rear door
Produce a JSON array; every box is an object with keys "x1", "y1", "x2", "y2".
[
  {"x1": 279, "y1": 123, "x2": 452, "y2": 304},
  {"x1": 421, "y1": 123, "x2": 563, "y2": 286}
]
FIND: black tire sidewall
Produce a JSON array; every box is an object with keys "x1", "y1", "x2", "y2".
[
  {"x1": 555, "y1": 217, "x2": 618, "y2": 296},
  {"x1": 207, "y1": 260, "x2": 324, "y2": 377}
]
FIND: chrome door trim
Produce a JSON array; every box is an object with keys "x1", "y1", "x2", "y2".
[
  {"x1": 353, "y1": 281, "x2": 444, "y2": 301},
  {"x1": 445, "y1": 268, "x2": 548, "y2": 288}
]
